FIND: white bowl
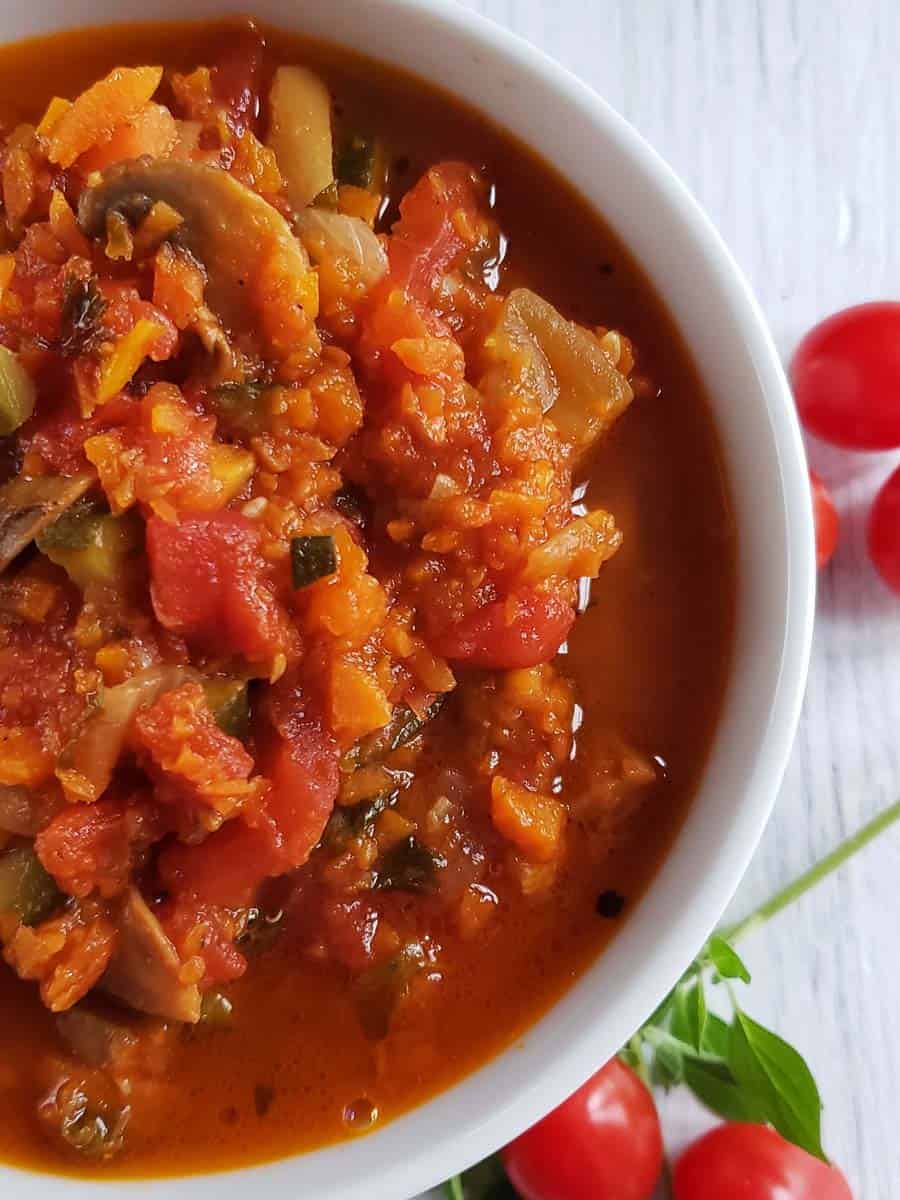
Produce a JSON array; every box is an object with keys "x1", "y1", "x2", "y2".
[{"x1": 3, "y1": 1, "x2": 815, "y2": 1197}]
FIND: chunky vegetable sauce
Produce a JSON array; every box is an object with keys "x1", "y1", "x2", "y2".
[{"x1": 0, "y1": 19, "x2": 734, "y2": 1177}]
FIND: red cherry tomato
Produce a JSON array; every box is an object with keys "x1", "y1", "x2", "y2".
[
  {"x1": 673, "y1": 1124, "x2": 852, "y2": 1200},
  {"x1": 791, "y1": 302, "x2": 900, "y2": 449},
  {"x1": 810, "y1": 470, "x2": 839, "y2": 568},
  {"x1": 868, "y1": 463, "x2": 900, "y2": 592},
  {"x1": 502, "y1": 1059, "x2": 663, "y2": 1200}
]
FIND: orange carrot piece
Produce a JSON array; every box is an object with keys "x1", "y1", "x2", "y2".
[
  {"x1": 77, "y1": 101, "x2": 177, "y2": 174},
  {"x1": 48, "y1": 66, "x2": 163, "y2": 168}
]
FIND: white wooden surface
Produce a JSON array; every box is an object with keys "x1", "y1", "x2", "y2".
[{"x1": 420, "y1": 1, "x2": 900, "y2": 1195}]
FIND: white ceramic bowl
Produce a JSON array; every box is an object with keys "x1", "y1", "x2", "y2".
[{"x1": 3, "y1": 1, "x2": 815, "y2": 1197}]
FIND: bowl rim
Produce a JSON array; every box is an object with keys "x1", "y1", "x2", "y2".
[{"x1": 1, "y1": 1, "x2": 816, "y2": 1197}]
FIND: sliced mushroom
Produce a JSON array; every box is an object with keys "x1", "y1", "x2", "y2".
[
  {"x1": 0, "y1": 471, "x2": 94, "y2": 574},
  {"x1": 103, "y1": 887, "x2": 201, "y2": 1024},
  {"x1": 77, "y1": 160, "x2": 313, "y2": 336}
]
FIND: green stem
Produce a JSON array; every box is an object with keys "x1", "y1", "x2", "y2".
[
  {"x1": 720, "y1": 798, "x2": 900, "y2": 944},
  {"x1": 627, "y1": 1033, "x2": 651, "y2": 1087},
  {"x1": 445, "y1": 1177, "x2": 464, "y2": 1200}
]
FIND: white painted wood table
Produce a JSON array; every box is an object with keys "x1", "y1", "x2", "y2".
[{"x1": 421, "y1": 1, "x2": 900, "y2": 1196}]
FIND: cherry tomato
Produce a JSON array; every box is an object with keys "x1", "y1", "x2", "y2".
[
  {"x1": 868, "y1": 463, "x2": 900, "y2": 592},
  {"x1": 673, "y1": 1124, "x2": 852, "y2": 1200},
  {"x1": 810, "y1": 470, "x2": 839, "y2": 568},
  {"x1": 791, "y1": 302, "x2": 900, "y2": 449},
  {"x1": 502, "y1": 1059, "x2": 663, "y2": 1200}
]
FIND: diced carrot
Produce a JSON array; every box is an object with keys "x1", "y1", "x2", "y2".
[
  {"x1": 48, "y1": 66, "x2": 164, "y2": 168},
  {"x1": 2, "y1": 146, "x2": 35, "y2": 228},
  {"x1": 35, "y1": 96, "x2": 71, "y2": 138},
  {"x1": 0, "y1": 726, "x2": 53, "y2": 788},
  {"x1": 338, "y1": 184, "x2": 380, "y2": 226},
  {"x1": 490, "y1": 775, "x2": 566, "y2": 863},
  {"x1": 327, "y1": 654, "x2": 392, "y2": 745},
  {"x1": 77, "y1": 101, "x2": 178, "y2": 173},
  {"x1": 134, "y1": 202, "x2": 184, "y2": 259},
  {"x1": 152, "y1": 242, "x2": 205, "y2": 329},
  {"x1": 48, "y1": 190, "x2": 91, "y2": 258},
  {"x1": 96, "y1": 319, "x2": 165, "y2": 405},
  {"x1": 0, "y1": 254, "x2": 15, "y2": 304}
]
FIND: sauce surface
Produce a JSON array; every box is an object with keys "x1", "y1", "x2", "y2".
[{"x1": 0, "y1": 19, "x2": 734, "y2": 1177}]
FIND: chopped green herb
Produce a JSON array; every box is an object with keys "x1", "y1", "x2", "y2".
[
  {"x1": 59, "y1": 277, "x2": 107, "y2": 358},
  {"x1": 291, "y1": 534, "x2": 337, "y2": 589},
  {"x1": 374, "y1": 836, "x2": 444, "y2": 894},
  {"x1": 336, "y1": 135, "x2": 381, "y2": 189},
  {"x1": 324, "y1": 789, "x2": 397, "y2": 852},
  {"x1": 355, "y1": 941, "x2": 426, "y2": 1040}
]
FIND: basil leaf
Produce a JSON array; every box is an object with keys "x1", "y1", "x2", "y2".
[
  {"x1": 701, "y1": 1012, "x2": 732, "y2": 1059},
  {"x1": 707, "y1": 935, "x2": 751, "y2": 982},
  {"x1": 374, "y1": 836, "x2": 445, "y2": 893},
  {"x1": 682, "y1": 1056, "x2": 766, "y2": 1123},
  {"x1": 728, "y1": 1008, "x2": 826, "y2": 1161},
  {"x1": 671, "y1": 980, "x2": 707, "y2": 1051}
]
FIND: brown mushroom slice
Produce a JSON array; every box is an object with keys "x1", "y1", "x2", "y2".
[
  {"x1": 103, "y1": 887, "x2": 201, "y2": 1024},
  {"x1": 77, "y1": 160, "x2": 314, "y2": 336},
  {"x1": 0, "y1": 471, "x2": 94, "y2": 574}
]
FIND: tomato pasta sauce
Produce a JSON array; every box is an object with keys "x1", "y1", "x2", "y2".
[{"x1": 0, "y1": 18, "x2": 734, "y2": 1176}]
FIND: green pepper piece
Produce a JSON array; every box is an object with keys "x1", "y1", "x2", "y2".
[
  {"x1": 335, "y1": 135, "x2": 381, "y2": 190},
  {"x1": 202, "y1": 678, "x2": 250, "y2": 740},
  {"x1": 0, "y1": 345, "x2": 36, "y2": 436},
  {"x1": 0, "y1": 844, "x2": 63, "y2": 925},
  {"x1": 291, "y1": 535, "x2": 337, "y2": 589}
]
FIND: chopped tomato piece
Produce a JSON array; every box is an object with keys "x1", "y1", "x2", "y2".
[
  {"x1": 261, "y1": 682, "x2": 340, "y2": 867},
  {"x1": 157, "y1": 811, "x2": 283, "y2": 909},
  {"x1": 430, "y1": 588, "x2": 575, "y2": 669},
  {"x1": 36, "y1": 795, "x2": 164, "y2": 899},
  {"x1": 387, "y1": 161, "x2": 481, "y2": 302},
  {"x1": 147, "y1": 512, "x2": 293, "y2": 666},
  {"x1": 158, "y1": 897, "x2": 247, "y2": 987},
  {"x1": 132, "y1": 681, "x2": 260, "y2": 835}
]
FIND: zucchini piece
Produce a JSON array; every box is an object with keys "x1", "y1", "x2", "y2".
[
  {"x1": 0, "y1": 346, "x2": 36, "y2": 436},
  {"x1": 290, "y1": 534, "x2": 337, "y2": 588},
  {"x1": 37, "y1": 502, "x2": 141, "y2": 589},
  {"x1": 0, "y1": 843, "x2": 62, "y2": 925},
  {"x1": 202, "y1": 678, "x2": 250, "y2": 740}
]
